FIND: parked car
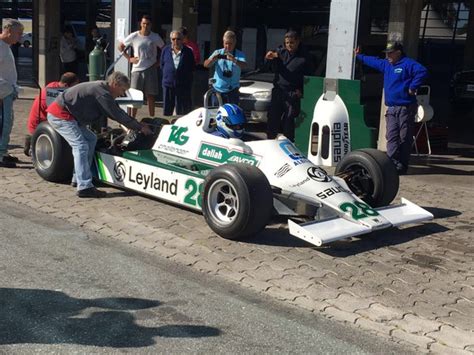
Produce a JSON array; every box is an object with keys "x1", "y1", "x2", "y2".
[
  {"x1": 21, "y1": 32, "x2": 32, "y2": 48},
  {"x1": 449, "y1": 70, "x2": 474, "y2": 114},
  {"x1": 239, "y1": 72, "x2": 273, "y2": 122}
]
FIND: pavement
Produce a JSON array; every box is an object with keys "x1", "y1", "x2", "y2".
[{"x1": 1, "y1": 86, "x2": 473, "y2": 354}]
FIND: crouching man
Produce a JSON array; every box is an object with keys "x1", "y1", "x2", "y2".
[{"x1": 46, "y1": 71, "x2": 152, "y2": 198}]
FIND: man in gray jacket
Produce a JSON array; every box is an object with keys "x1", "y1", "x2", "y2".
[{"x1": 47, "y1": 71, "x2": 152, "y2": 198}]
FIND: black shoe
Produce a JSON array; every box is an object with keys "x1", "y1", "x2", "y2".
[
  {"x1": 24, "y1": 135, "x2": 32, "y2": 156},
  {"x1": 0, "y1": 160, "x2": 16, "y2": 168},
  {"x1": 77, "y1": 187, "x2": 107, "y2": 198},
  {"x1": 71, "y1": 182, "x2": 77, "y2": 188},
  {"x1": 2, "y1": 154, "x2": 19, "y2": 163}
]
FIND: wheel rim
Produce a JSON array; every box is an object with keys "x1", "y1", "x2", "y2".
[
  {"x1": 206, "y1": 178, "x2": 239, "y2": 226},
  {"x1": 35, "y1": 133, "x2": 55, "y2": 170},
  {"x1": 343, "y1": 163, "x2": 375, "y2": 201}
]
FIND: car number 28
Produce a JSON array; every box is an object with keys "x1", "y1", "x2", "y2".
[
  {"x1": 339, "y1": 201, "x2": 379, "y2": 220},
  {"x1": 184, "y1": 179, "x2": 203, "y2": 207}
]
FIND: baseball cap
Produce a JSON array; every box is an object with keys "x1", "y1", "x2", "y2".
[{"x1": 383, "y1": 41, "x2": 403, "y2": 53}]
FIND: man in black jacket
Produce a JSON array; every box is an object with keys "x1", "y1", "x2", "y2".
[{"x1": 265, "y1": 31, "x2": 313, "y2": 142}]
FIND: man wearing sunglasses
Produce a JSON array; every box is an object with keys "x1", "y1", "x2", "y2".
[{"x1": 160, "y1": 30, "x2": 195, "y2": 116}]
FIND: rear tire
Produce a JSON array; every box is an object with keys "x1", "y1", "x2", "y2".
[
  {"x1": 31, "y1": 121, "x2": 74, "y2": 183},
  {"x1": 335, "y1": 148, "x2": 399, "y2": 207},
  {"x1": 202, "y1": 164, "x2": 273, "y2": 240}
]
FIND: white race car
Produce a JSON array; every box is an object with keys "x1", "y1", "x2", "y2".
[{"x1": 32, "y1": 98, "x2": 433, "y2": 247}]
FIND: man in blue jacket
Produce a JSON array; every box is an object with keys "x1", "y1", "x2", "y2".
[
  {"x1": 160, "y1": 30, "x2": 195, "y2": 116},
  {"x1": 356, "y1": 42, "x2": 428, "y2": 174}
]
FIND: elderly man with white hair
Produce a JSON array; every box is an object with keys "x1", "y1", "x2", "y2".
[
  {"x1": 46, "y1": 72, "x2": 153, "y2": 198},
  {"x1": 0, "y1": 18, "x2": 23, "y2": 168},
  {"x1": 204, "y1": 30, "x2": 247, "y2": 105}
]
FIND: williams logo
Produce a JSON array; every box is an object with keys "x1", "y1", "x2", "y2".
[
  {"x1": 113, "y1": 161, "x2": 126, "y2": 182},
  {"x1": 307, "y1": 166, "x2": 331, "y2": 182}
]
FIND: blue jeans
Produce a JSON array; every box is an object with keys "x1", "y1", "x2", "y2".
[
  {"x1": 47, "y1": 114, "x2": 97, "y2": 191},
  {"x1": 0, "y1": 93, "x2": 15, "y2": 160}
]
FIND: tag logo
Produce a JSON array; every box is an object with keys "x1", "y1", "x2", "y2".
[
  {"x1": 168, "y1": 126, "x2": 189, "y2": 145},
  {"x1": 114, "y1": 161, "x2": 126, "y2": 182},
  {"x1": 394, "y1": 68, "x2": 403, "y2": 74},
  {"x1": 307, "y1": 166, "x2": 331, "y2": 182}
]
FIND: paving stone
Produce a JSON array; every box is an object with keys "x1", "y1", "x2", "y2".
[
  {"x1": 225, "y1": 256, "x2": 262, "y2": 272},
  {"x1": 215, "y1": 267, "x2": 245, "y2": 283},
  {"x1": 324, "y1": 306, "x2": 360, "y2": 324},
  {"x1": 304, "y1": 282, "x2": 341, "y2": 302},
  {"x1": 437, "y1": 311, "x2": 474, "y2": 331},
  {"x1": 354, "y1": 317, "x2": 396, "y2": 336},
  {"x1": 389, "y1": 313, "x2": 441, "y2": 334},
  {"x1": 331, "y1": 293, "x2": 373, "y2": 313},
  {"x1": 356, "y1": 303, "x2": 405, "y2": 322},
  {"x1": 265, "y1": 286, "x2": 301, "y2": 301},
  {"x1": 292, "y1": 296, "x2": 329, "y2": 312},
  {"x1": 240, "y1": 276, "x2": 271, "y2": 292},
  {"x1": 444, "y1": 298, "x2": 474, "y2": 315},
  {"x1": 246, "y1": 264, "x2": 289, "y2": 282},
  {"x1": 391, "y1": 329, "x2": 434, "y2": 350},
  {"x1": 268, "y1": 273, "x2": 314, "y2": 291},
  {"x1": 169, "y1": 252, "x2": 201, "y2": 267},
  {"x1": 426, "y1": 325, "x2": 474, "y2": 350},
  {"x1": 429, "y1": 343, "x2": 474, "y2": 355}
]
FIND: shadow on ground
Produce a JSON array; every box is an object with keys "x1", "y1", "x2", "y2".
[{"x1": 0, "y1": 288, "x2": 220, "y2": 347}]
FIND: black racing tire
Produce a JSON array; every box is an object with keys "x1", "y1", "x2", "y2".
[
  {"x1": 202, "y1": 164, "x2": 273, "y2": 240},
  {"x1": 335, "y1": 148, "x2": 399, "y2": 207},
  {"x1": 31, "y1": 121, "x2": 74, "y2": 183}
]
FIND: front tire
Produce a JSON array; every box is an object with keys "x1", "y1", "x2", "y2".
[
  {"x1": 335, "y1": 148, "x2": 399, "y2": 207},
  {"x1": 202, "y1": 164, "x2": 273, "y2": 240},
  {"x1": 31, "y1": 121, "x2": 74, "y2": 183}
]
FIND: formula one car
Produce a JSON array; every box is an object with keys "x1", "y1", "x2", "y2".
[{"x1": 31, "y1": 92, "x2": 433, "y2": 247}]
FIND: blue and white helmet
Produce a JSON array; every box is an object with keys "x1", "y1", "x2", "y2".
[{"x1": 215, "y1": 104, "x2": 246, "y2": 139}]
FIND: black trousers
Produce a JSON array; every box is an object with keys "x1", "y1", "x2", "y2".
[
  {"x1": 162, "y1": 86, "x2": 192, "y2": 116},
  {"x1": 266, "y1": 87, "x2": 301, "y2": 142}
]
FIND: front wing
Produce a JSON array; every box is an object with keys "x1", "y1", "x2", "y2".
[{"x1": 288, "y1": 198, "x2": 433, "y2": 246}]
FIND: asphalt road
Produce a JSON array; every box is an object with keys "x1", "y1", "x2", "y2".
[{"x1": 0, "y1": 200, "x2": 413, "y2": 354}]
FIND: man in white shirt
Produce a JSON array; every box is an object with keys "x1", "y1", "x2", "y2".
[
  {"x1": 119, "y1": 14, "x2": 164, "y2": 118},
  {"x1": 0, "y1": 18, "x2": 23, "y2": 168}
]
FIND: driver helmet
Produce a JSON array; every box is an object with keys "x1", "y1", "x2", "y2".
[{"x1": 215, "y1": 104, "x2": 246, "y2": 139}]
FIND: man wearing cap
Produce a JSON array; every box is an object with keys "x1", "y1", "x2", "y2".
[{"x1": 355, "y1": 42, "x2": 428, "y2": 174}]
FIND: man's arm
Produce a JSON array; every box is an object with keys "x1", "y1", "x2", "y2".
[
  {"x1": 409, "y1": 61, "x2": 428, "y2": 94},
  {"x1": 96, "y1": 94, "x2": 143, "y2": 131},
  {"x1": 354, "y1": 47, "x2": 385, "y2": 73},
  {"x1": 203, "y1": 50, "x2": 219, "y2": 68}
]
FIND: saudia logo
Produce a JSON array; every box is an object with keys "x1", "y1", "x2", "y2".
[
  {"x1": 127, "y1": 166, "x2": 178, "y2": 194},
  {"x1": 168, "y1": 126, "x2": 189, "y2": 145},
  {"x1": 198, "y1": 143, "x2": 259, "y2": 166},
  {"x1": 113, "y1": 161, "x2": 126, "y2": 182}
]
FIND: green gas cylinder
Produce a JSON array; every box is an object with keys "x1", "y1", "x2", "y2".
[{"x1": 88, "y1": 42, "x2": 106, "y2": 81}]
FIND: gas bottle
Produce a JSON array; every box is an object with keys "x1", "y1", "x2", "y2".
[{"x1": 88, "y1": 41, "x2": 106, "y2": 81}]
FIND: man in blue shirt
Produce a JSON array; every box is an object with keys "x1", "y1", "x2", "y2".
[
  {"x1": 356, "y1": 42, "x2": 428, "y2": 174},
  {"x1": 204, "y1": 30, "x2": 246, "y2": 105}
]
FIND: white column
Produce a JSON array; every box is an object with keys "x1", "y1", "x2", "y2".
[{"x1": 325, "y1": 0, "x2": 361, "y2": 80}]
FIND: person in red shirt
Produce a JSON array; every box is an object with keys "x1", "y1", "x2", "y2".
[
  {"x1": 24, "y1": 72, "x2": 79, "y2": 155},
  {"x1": 179, "y1": 26, "x2": 200, "y2": 65}
]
